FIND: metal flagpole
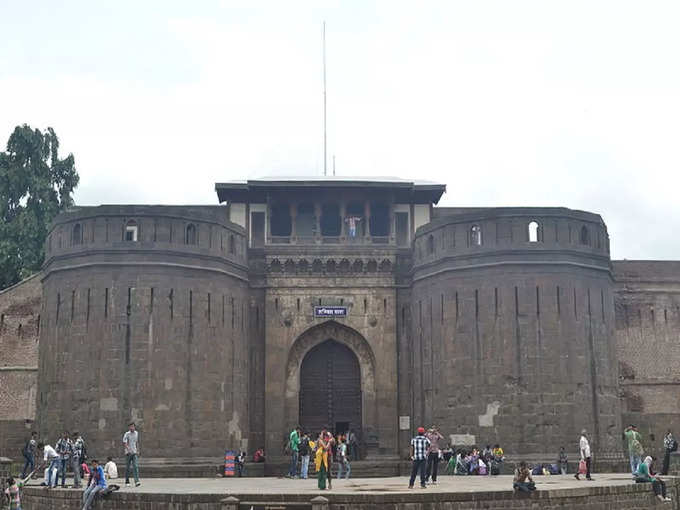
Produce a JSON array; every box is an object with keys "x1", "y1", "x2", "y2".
[{"x1": 323, "y1": 21, "x2": 327, "y2": 176}]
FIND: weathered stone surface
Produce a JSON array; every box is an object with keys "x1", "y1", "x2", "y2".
[{"x1": 0, "y1": 181, "x2": 677, "y2": 468}]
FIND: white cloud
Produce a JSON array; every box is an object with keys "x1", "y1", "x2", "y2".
[{"x1": 0, "y1": 0, "x2": 678, "y2": 258}]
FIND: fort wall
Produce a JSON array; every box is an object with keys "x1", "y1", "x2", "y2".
[
  {"x1": 0, "y1": 273, "x2": 41, "y2": 457},
  {"x1": 411, "y1": 208, "x2": 620, "y2": 454},
  {"x1": 37, "y1": 206, "x2": 251, "y2": 457},
  {"x1": 613, "y1": 260, "x2": 680, "y2": 454}
]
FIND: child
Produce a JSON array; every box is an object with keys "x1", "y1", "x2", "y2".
[
  {"x1": 104, "y1": 456, "x2": 118, "y2": 479},
  {"x1": 4, "y1": 477, "x2": 24, "y2": 510},
  {"x1": 82, "y1": 461, "x2": 91, "y2": 479}
]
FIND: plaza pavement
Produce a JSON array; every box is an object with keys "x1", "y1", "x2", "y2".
[{"x1": 27, "y1": 473, "x2": 639, "y2": 495}]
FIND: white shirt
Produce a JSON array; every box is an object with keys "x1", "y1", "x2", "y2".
[
  {"x1": 43, "y1": 445, "x2": 58, "y2": 462},
  {"x1": 579, "y1": 435, "x2": 591, "y2": 459},
  {"x1": 123, "y1": 430, "x2": 139, "y2": 455},
  {"x1": 104, "y1": 461, "x2": 118, "y2": 479}
]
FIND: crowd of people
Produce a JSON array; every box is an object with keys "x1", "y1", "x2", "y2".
[
  {"x1": 6, "y1": 420, "x2": 678, "y2": 506},
  {"x1": 5, "y1": 422, "x2": 141, "y2": 510},
  {"x1": 284, "y1": 426, "x2": 356, "y2": 489}
]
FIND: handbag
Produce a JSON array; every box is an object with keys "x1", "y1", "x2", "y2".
[{"x1": 578, "y1": 460, "x2": 587, "y2": 474}]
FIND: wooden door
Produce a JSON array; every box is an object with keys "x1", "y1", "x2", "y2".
[{"x1": 299, "y1": 340, "x2": 362, "y2": 436}]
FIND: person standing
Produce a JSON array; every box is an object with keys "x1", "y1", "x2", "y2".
[
  {"x1": 574, "y1": 429, "x2": 593, "y2": 481},
  {"x1": 347, "y1": 429, "x2": 358, "y2": 461},
  {"x1": 123, "y1": 422, "x2": 141, "y2": 487},
  {"x1": 71, "y1": 431, "x2": 85, "y2": 488},
  {"x1": 287, "y1": 426, "x2": 301, "y2": 478},
  {"x1": 298, "y1": 432, "x2": 311, "y2": 479},
  {"x1": 624, "y1": 425, "x2": 644, "y2": 476},
  {"x1": 3, "y1": 476, "x2": 25, "y2": 510},
  {"x1": 336, "y1": 436, "x2": 351, "y2": 480},
  {"x1": 55, "y1": 431, "x2": 73, "y2": 488},
  {"x1": 558, "y1": 446, "x2": 568, "y2": 475},
  {"x1": 408, "y1": 427, "x2": 431, "y2": 489},
  {"x1": 82, "y1": 459, "x2": 107, "y2": 510},
  {"x1": 315, "y1": 428, "x2": 333, "y2": 490},
  {"x1": 425, "y1": 426, "x2": 444, "y2": 484},
  {"x1": 20, "y1": 432, "x2": 38, "y2": 479},
  {"x1": 662, "y1": 430, "x2": 676, "y2": 476}
]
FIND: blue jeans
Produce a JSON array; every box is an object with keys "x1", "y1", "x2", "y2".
[
  {"x1": 629, "y1": 453, "x2": 641, "y2": 475},
  {"x1": 21, "y1": 452, "x2": 34, "y2": 478},
  {"x1": 82, "y1": 484, "x2": 104, "y2": 510},
  {"x1": 58, "y1": 458, "x2": 69, "y2": 486},
  {"x1": 47, "y1": 458, "x2": 60, "y2": 487},
  {"x1": 337, "y1": 459, "x2": 351, "y2": 479},
  {"x1": 300, "y1": 455, "x2": 310, "y2": 479},
  {"x1": 289, "y1": 450, "x2": 299, "y2": 476},
  {"x1": 125, "y1": 453, "x2": 140, "y2": 484}
]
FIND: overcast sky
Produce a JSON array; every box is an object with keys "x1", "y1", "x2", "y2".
[{"x1": 1, "y1": 1, "x2": 679, "y2": 259}]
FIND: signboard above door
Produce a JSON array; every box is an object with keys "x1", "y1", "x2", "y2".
[{"x1": 314, "y1": 306, "x2": 348, "y2": 318}]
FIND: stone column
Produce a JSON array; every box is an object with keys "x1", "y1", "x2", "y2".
[
  {"x1": 315, "y1": 203, "x2": 322, "y2": 243},
  {"x1": 290, "y1": 202, "x2": 297, "y2": 241},
  {"x1": 364, "y1": 201, "x2": 371, "y2": 239},
  {"x1": 340, "y1": 201, "x2": 347, "y2": 238}
]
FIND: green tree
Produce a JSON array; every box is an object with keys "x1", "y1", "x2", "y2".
[{"x1": 0, "y1": 125, "x2": 79, "y2": 289}]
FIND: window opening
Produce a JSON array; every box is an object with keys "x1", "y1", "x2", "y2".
[
  {"x1": 321, "y1": 203, "x2": 341, "y2": 236},
  {"x1": 296, "y1": 202, "x2": 316, "y2": 237},
  {"x1": 125, "y1": 220, "x2": 138, "y2": 242},
  {"x1": 72, "y1": 223, "x2": 82, "y2": 245},
  {"x1": 345, "y1": 202, "x2": 364, "y2": 238},
  {"x1": 185, "y1": 223, "x2": 197, "y2": 245},
  {"x1": 470, "y1": 224, "x2": 482, "y2": 246},
  {"x1": 270, "y1": 203, "x2": 292, "y2": 237},
  {"x1": 580, "y1": 225, "x2": 590, "y2": 245},
  {"x1": 369, "y1": 202, "x2": 390, "y2": 237},
  {"x1": 229, "y1": 234, "x2": 235, "y2": 254},
  {"x1": 528, "y1": 221, "x2": 540, "y2": 242},
  {"x1": 427, "y1": 234, "x2": 435, "y2": 255}
]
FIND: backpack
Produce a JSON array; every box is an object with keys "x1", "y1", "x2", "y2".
[
  {"x1": 671, "y1": 440, "x2": 678, "y2": 452},
  {"x1": 490, "y1": 461, "x2": 500, "y2": 475},
  {"x1": 531, "y1": 465, "x2": 542, "y2": 476},
  {"x1": 81, "y1": 441, "x2": 88, "y2": 461}
]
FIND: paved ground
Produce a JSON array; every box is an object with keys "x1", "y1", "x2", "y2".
[{"x1": 27, "y1": 473, "x2": 640, "y2": 495}]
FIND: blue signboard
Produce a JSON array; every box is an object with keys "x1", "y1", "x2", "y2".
[{"x1": 314, "y1": 306, "x2": 348, "y2": 318}]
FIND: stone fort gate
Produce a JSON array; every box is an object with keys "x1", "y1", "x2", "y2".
[{"x1": 284, "y1": 321, "x2": 377, "y2": 448}]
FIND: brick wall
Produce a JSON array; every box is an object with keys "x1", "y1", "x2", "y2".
[
  {"x1": 613, "y1": 260, "x2": 680, "y2": 454},
  {"x1": 0, "y1": 273, "x2": 41, "y2": 458}
]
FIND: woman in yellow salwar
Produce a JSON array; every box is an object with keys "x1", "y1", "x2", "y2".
[{"x1": 316, "y1": 428, "x2": 334, "y2": 490}]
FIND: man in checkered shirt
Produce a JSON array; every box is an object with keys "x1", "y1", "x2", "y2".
[{"x1": 408, "y1": 427, "x2": 431, "y2": 488}]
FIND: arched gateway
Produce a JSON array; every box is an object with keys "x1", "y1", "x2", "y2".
[
  {"x1": 285, "y1": 321, "x2": 377, "y2": 447},
  {"x1": 299, "y1": 340, "x2": 362, "y2": 435}
]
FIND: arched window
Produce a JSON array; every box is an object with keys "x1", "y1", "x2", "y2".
[
  {"x1": 427, "y1": 234, "x2": 435, "y2": 254},
  {"x1": 185, "y1": 223, "x2": 197, "y2": 245},
  {"x1": 580, "y1": 225, "x2": 590, "y2": 246},
  {"x1": 124, "y1": 220, "x2": 138, "y2": 242},
  {"x1": 229, "y1": 234, "x2": 235, "y2": 254},
  {"x1": 71, "y1": 223, "x2": 82, "y2": 245},
  {"x1": 528, "y1": 221, "x2": 540, "y2": 243},
  {"x1": 470, "y1": 225, "x2": 482, "y2": 246}
]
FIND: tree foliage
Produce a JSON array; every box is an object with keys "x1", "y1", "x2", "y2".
[{"x1": 0, "y1": 125, "x2": 79, "y2": 289}]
